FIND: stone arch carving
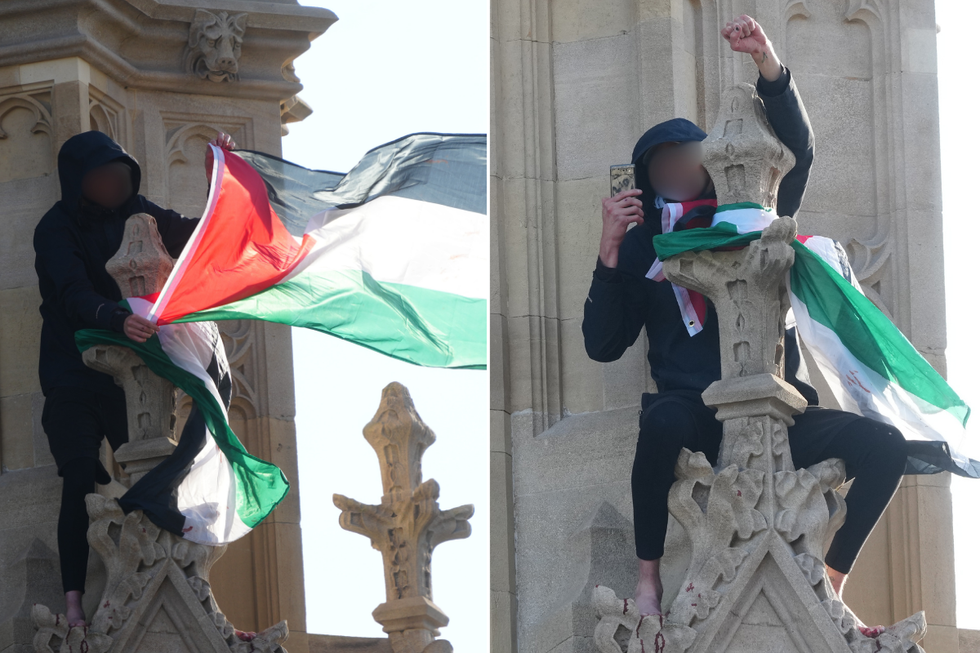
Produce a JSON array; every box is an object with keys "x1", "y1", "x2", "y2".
[
  {"x1": 89, "y1": 102, "x2": 117, "y2": 139},
  {"x1": 87, "y1": 87, "x2": 126, "y2": 144},
  {"x1": 782, "y1": 0, "x2": 894, "y2": 317},
  {"x1": 0, "y1": 94, "x2": 53, "y2": 182},
  {"x1": 164, "y1": 122, "x2": 224, "y2": 217},
  {"x1": 0, "y1": 95, "x2": 51, "y2": 139},
  {"x1": 218, "y1": 320, "x2": 259, "y2": 417}
]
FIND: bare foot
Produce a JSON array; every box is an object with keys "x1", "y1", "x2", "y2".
[
  {"x1": 858, "y1": 625, "x2": 885, "y2": 638},
  {"x1": 826, "y1": 565, "x2": 847, "y2": 598},
  {"x1": 825, "y1": 566, "x2": 884, "y2": 638},
  {"x1": 634, "y1": 580, "x2": 663, "y2": 615},
  {"x1": 65, "y1": 590, "x2": 87, "y2": 629},
  {"x1": 635, "y1": 558, "x2": 664, "y2": 615}
]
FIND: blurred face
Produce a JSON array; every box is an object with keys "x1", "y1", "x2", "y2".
[
  {"x1": 81, "y1": 161, "x2": 133, "y2": 209},
  {"x1": 645, "y1": 141, "x2": 710, "y2": 202}
]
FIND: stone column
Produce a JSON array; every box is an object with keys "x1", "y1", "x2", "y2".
[
  {"x1": 593, "y1": 84, "x2": 927, "y2": 653},
  {"x1": 81, "y1": 213, "x2": 178, "y2": 486},
  {"x1": 334, "y1": 383, "x2": 473, "y2": 653}
]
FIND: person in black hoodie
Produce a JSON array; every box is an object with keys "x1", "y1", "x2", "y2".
[
  {"x1": 582, "y1": 15, "x2": 908, "y2": 622},
  {"x1": 34, "y1": 129, "x2": 235, "y2": 628}
]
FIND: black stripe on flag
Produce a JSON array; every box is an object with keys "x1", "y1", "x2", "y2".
[{"x1": 237, "y1": 132, "x2": 487, "y2": 237}]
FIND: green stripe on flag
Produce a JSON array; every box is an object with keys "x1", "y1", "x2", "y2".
[
  {"x1": 789, "y1": 240, "x2": 969, "y2": 425},
  {"x1": 652, "y1": 223, "x2": 969, "y2": 426},
  {"x1": 652, "y1": 222, "x2": 760, "y2": 259},
  {"x1": 715, "y1": 202, "x2": 769, "y2": 213},
  {"x1": 74, "y1": 329, "x2": 290, "y2": 528},
  {"x1": 175, "y1": 268, "x2": 488, "y2": 370}
]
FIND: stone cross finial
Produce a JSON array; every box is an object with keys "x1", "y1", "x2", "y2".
[
  {"x1": 701, "y1": 82, "x2": 795, "y2": 208},
  {"x1": 82, "y1": 213, "x2": 178, "y2": 485},
  {"x1": 334, "y1": 383, "x2": 473, "y2": 653}
]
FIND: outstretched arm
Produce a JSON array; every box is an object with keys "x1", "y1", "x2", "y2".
[{"x1": 722, "y1": 15, "x2": 814, "y2": 218}]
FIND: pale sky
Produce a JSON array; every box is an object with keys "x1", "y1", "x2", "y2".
[
  {"x1": 277, "y1": 0, "x2": 980, "y2": 646},
  {"x1": 936, "y1": 0, "x2": 980, "y2": 631},
  {"x1": 280, "y1": 1, "x2": 489, "y2": 650}
]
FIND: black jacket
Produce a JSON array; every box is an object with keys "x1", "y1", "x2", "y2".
[
  {"x1": 34, "y1": 131, "x2": 199, "y2": 395},
  {"x1": 582, "y1": 67, "x2": 819, "y2": 404}
]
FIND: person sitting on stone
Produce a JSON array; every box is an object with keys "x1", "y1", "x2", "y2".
[
  {"x1": 33, "y1": 129, "x2": 235, "y2": 629},
  {"x1": 582, "y1": 14, "x2": 908, "y2": 629}
]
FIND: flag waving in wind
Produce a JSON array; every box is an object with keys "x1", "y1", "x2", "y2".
[
  {"x1": 150, "y1": 132, "x2": 488, "y2": 369},
  {"x1": 75, "y1": 134, "x2": 487, "y2": 544},
  {"x1": 653, "y1": 202, "x2": 980, "y2": 478}
]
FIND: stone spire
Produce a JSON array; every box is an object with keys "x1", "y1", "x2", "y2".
[
  {"x1": 593, "y1": 85, "x2": 927, "y2": 653},
  {"x1": 334, "y1": 382, "x2": 473, "y2": 653}
]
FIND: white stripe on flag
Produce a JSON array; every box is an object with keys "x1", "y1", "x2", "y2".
[
  {"x1": 129, "y1": 297, "x2": 251, "y2": 544},
  {"x1": 790, "y1": 293, "x2": 976, "y2": 474},
  {"x1": 285, "y1": 195, "x2": 488, "y2": 299}
]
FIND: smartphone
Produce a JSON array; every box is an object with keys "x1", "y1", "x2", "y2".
[{"x1": 610, "y1": 164, "x2": 636, "y2": 197}]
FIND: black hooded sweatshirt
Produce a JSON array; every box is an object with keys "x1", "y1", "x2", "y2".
[
  {"x1": 582, "y1": 67, "x2": 819, "y2": 404},
  {"x1": 34, "y1": 131, "x2": 199, "y2": 395}
]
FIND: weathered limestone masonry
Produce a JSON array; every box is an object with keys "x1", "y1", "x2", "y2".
[
  {"x1": 490, "y1": 0, "x2": 969, "y2": 651},
  {"x1": 592, "y1": 83, "x2": 925, "y2": 653},
  {"x1": 333, "y1": 383, "x2": 474, "y2": 653},
  {"x1": 0, "y1": 3, "x2": 333, "y2": 653}
]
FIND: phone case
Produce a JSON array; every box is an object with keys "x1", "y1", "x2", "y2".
[{"x1": 610, "y1": 164, "x2": 636, "y2": 197}]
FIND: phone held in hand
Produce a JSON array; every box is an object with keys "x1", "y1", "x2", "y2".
[{"x1": 610, "y1": 164, "x2": 635, "y2": 197}]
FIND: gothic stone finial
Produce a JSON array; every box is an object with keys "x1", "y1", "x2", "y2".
[
  {"x1": 701, "y1": 83, "x2": 796, "y2": 209},
  {"x1": 333, "y1": 382, "x2": 473, "y2": 653}
]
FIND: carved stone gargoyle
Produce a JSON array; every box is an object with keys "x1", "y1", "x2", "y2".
[
  {"x1": 184, "y1": 9, "x2": 248, "y2": 82},
  {"x1": 592, "y1": 85, "x2": 927, "y2": 653}
]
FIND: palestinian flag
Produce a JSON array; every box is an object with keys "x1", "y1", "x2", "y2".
[
  {"x1": 653, "y1": 202, "x2": 980, "y2": 478},
  {"x1": 76, "y1": 297, "x2": 288, "y2": 544},
  {"x1": 148, "y1": 132, "x2": 488, "y2": 369}
]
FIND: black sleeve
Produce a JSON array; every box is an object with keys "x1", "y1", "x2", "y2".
[
  {"x1": 582, "y1": 257, "x2": 648, "y2": 362},
  {"x1": 756, "y1": 66, "x2": 814, "y2": 218},
  {"x1": 143, "y1": 201, "x2": 200, "y2": 259},
  {"x1": 34, "y1": 226, "x2": 128, "y2": 333}
]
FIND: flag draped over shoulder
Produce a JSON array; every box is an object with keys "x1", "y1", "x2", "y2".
[
  {"x1": 653, "y1": 202, "x2": 980, "y2": 478},
  {"x1": 76, "y1": 298, "x2": 289, "y2": 545},
  {"x1": 149, "y1": 132, "x2": 488, "y2": 370}
]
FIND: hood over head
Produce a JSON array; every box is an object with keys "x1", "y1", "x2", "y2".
[
  {"x1": 631, "y1": 118, "x2": 710, "y2": 235},
  {"x1": 631, "y1": 118, "x2": 707, "y2": 164},
  {"x1": 57, "y1": 130, "x2": 141, "y2": 214}
]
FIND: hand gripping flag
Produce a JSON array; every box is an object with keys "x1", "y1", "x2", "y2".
[
  {"x1": 653, "y1": 202, "x2": 980, "y2": 478},
  {"x1": 150, "y1": 132, "x2": 488, "y2": 370},
  {"x1": 76, "y1": 297, "x2": 289, "y2": 545}
]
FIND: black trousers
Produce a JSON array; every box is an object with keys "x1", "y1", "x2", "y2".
[
  {"x1": 41, "y1": 386, "x2": 128, "y2": 594},
  {"x1": 632, "y1": 391, "x2": 908, "y2": 573}
]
